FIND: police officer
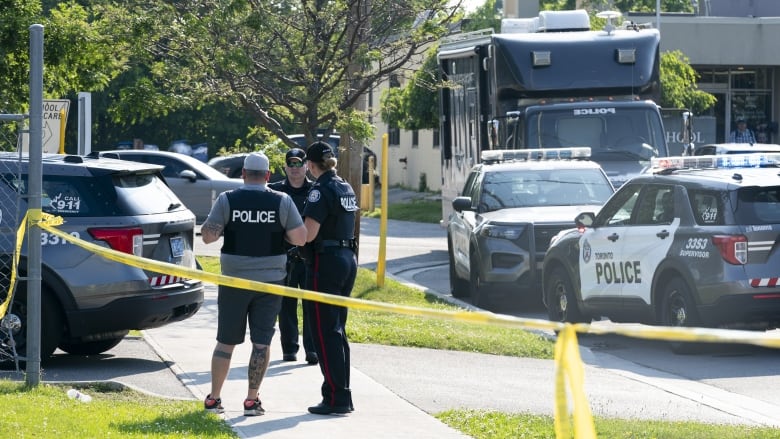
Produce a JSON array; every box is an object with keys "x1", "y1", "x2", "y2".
[
  {"x1": 201, "y1": 152, "x2": 307, "y2": 416},
  {"x1": 301, "y1": 141, "x2": 358, "y2": 415},
  {"x1": 269, "y1": 148, "x2": 318, "y2": 365}
]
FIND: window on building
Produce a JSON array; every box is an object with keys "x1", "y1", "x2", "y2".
[
  {"x1": 388, "y1": 74, "x2": 401, "y2": 146},
  {"x1": 388, "y1": 127, "x2": 400, "y2": 146},
  {"x1": 412, "y1": 130, "x2": 419, "y2": 148},
  {"x1": 695, "y1": 67, "x2": 774, "y2": 143},
  {"x1": 433, "y1": 129, "x2": 440, "y2": 149}
]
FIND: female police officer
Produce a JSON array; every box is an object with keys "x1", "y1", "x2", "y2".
[{"x1": 301, "y1": 140, "x2": 358, "y2": 415}]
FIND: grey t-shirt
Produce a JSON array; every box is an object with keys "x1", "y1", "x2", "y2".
[{"x1": 204, "y1": 183, "x2": 303, "y2": 283}]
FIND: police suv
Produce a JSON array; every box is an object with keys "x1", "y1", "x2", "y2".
[
  {"x1": 542, "y1": 153, "x2": 780, "y2": 337},
  {"x1": 0, "y1": 153, "x2": 203, "y2": 364},
  {"x1": 447, "y1": 147, "x2": 615, "y2": 310}
]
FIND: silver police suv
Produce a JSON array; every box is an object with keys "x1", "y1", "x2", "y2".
[
  {"x1": 543, "y1": 153, "x2": 780, "y2": 341},
  {"x1": 447, "y1": 148, "x2": 615, "y2": 310},
  {"x1": 0, "y1": 153, "x2": 203, "y2": 364}
]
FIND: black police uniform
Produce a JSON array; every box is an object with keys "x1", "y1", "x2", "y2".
[
  {"x1": 302, "y1": 169, "x2": 358, "y2": 411},
  {"x1": 268, "y1": 176, "x2": 316, "y2": 360}
]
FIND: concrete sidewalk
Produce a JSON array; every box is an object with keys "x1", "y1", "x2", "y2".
[{"x1": 143, "y1": 284, "x2": 468, "y2": 438}]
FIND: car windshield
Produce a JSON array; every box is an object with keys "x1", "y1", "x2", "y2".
[
  {"x1": 526, "y1": 107, "x2": 667, "y2": 161},
  {"x1": 480, "y1": 168, "x2": 613, "y2": 211}
]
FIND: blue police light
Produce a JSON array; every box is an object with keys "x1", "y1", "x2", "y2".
[
  {"x1": 481, "y1": 147, "x2": 591, "y2": 163},
  {"x1": 650, "y1": 153, "x2": 780, "y2": 171}
]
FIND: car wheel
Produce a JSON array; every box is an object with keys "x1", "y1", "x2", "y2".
[
  {"x1": 59, "y1": 333, "x2": 128, "y2": 356},
  {"x1": 447, "y1": 238, "x2": 469, "y2": 298},
  {"x1": 469, "y1": 252, "x2": 491, "y2": 309},
  {"x1": 545, "y1": 267, "x2": 585, "y2": 323},
  {"x1": 660, "y1": 277, "x2": 702, "y2": 354},
  {"x1": 2, "y1": 287, "x2": 64, "y2": 365}
]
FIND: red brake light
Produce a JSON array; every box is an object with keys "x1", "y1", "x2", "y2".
[
  {"x1": 89, "y1": 227, "x2": 143, "y2": 256},
  {"x1": 712, "y1": 235, "x2": 748, "y2": 265}
]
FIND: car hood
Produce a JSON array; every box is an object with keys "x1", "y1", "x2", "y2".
[{"x1": 478, "y1": 204, "x2": 601, "y2": 224}]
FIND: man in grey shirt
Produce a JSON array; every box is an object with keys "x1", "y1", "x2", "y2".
[{"x1": 200, "y1": 152, "x2": 306, "y2": 416}]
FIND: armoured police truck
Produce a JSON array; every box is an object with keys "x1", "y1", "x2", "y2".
[{"x1": 438, "y1": 10, "x2": 670, "y2": 224}]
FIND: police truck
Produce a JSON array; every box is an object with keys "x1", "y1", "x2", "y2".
[{"x1": 438, "y1": 10, "x2": 670, "y2": 225}]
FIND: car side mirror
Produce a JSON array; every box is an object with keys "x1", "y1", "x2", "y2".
[
  {"x1": 452, "y1": 196, "x2": 473, "y2": 213},
  {"x1": 179, "y1": 169, "x2": 197, "y2": 182},
  {"x1": 575, "y1": 212, "x2": 595, "y2": 228}
]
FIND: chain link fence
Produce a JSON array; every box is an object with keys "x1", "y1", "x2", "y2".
[{"x1": 0, "y1": 116, "x2": 24, "y2": 370}]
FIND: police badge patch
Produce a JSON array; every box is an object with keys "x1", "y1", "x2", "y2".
[{"x1": 307, "y1": 189, "x2": 321, "y2": 203}]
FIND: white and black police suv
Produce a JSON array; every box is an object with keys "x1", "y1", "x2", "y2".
[
  {"x1": 447, "y1": 147, "x2": 615, "y2": 310},
  {"x1": 542, "y1": 152, "x2": 780, "y2": 342}
]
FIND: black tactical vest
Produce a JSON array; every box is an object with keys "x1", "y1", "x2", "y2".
[
  {"x1": 317, "y1": 173, "x2": 358, "y2": 241},
  {"x1": 221, "y1": 188, "x2": 285, "y2": 257}
]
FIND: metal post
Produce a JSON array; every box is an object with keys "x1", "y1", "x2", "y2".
[
  {"x1": 26, "y1": 24, "x2": 44, "y2": 386},
  {"x1": 78, "y1": 92, "x2": 92, "y2": 155}
]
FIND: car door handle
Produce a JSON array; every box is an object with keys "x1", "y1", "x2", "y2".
[
  {"x1": 656, "y1": 230, "x2": 670, "y2": 239},
  {"x1": 608, "y1": 233, "x2": 619, "y2": 242}
]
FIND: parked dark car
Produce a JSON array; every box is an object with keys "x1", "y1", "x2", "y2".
[
  {"x1": 208, "y1": 152, "x2": 286, "y2": 182},
  {"x1": 0, "y1": 153, "x2": 203, "y2": 364}
]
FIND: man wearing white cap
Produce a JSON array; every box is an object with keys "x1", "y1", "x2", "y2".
[{"x1": 200, "y1": 151, "x2": 307, "y2": 416}]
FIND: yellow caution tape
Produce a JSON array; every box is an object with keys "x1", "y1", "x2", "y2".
[
  {"x1": 555, "y1": 324, "x2": 596, "y2": 439},
  {"x1": 17, "y1": 213, "x2": 780, "y2": 439}
]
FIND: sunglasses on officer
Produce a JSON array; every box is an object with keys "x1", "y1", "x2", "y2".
[{"x1": 286, "y1": 160, "x2": 304, "y2": 168}]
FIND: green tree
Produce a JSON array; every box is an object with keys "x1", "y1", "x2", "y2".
[
  {"x1": 380, "y1": 49, "x2": 440, "y2": 131},
  {"x1": 0, "y1": 1, "x2": 130, "y2": 151},
  {"x1": 113, "y1": 0, "x2": 462, "y2": 153},
  {"x1": 462, "y1": 0, "x2": 501, "y2": 32},
  {"x1": 660, "y1": 50, "x2": 716, "y2": 114},
  {"x1": 380, "y1": 0, "x2": 500, "y2": 130}
]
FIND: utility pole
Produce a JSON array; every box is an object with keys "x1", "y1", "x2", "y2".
[{"x1": 27, "y1": 24, "x2": 44, "y2": 386}]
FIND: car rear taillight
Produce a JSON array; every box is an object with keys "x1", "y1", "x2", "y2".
[
  {"x1": 712, "y1": 235, "x2": 748, "y2": 265},
  {"x1": 89, "y1": 227, "x2": 144, "y2": 256}
]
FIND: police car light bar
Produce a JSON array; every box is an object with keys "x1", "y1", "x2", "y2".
[
  {"x1": 650, "y1": 153, "x2": 780, "y2": 171},
  {"x1": 481, "y1": 147, "x2": 591, "y2": 163}
]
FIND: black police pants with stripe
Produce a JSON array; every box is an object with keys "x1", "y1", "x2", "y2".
[
  {"x1": 304, "y1": 247, "x2": 357, "y2": 408},
  {"x1": 279, "y1": 259, "x2": 315, "y2": 356}
]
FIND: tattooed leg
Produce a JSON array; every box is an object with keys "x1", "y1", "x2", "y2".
[
  {"x1": 247, "y1": 344, "x2": 270, "y2": 399},
  {"x1": 210, "y1": 343, "x2": 235, "y2": 399}
]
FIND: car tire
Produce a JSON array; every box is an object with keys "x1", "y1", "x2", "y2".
[
  {"x1": 447, "y1": 238, "x2": 469, "y2": 298},
  {"x1": 2, "y1": 286, "x2": 64, "y2": 365},
  {"x1": 660, "y1": 277, "x2": 702, "y2": 354},
  {"x1": 469, "y1": 252, "x2": 491, "y2": 309},
  {"x1": 59, "y1": 333, "x2": 128, "y2": 356},
  {"x1": 545, "y1": 267, "x2": 586, "y2": 323}
]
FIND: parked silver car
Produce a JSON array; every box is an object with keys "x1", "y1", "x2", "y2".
[
  {"x1": 96, "y1": 150, "x2": 244, "y2": 222},
  {"x1": 0, "y1": 153, "x2": 203, "y2": 364}
]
